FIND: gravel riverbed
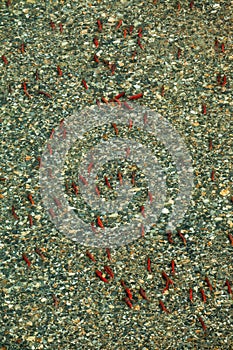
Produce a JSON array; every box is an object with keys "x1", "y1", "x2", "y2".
[{"x1": 0, "y1": 0, "x2": 232, "y2": 349}]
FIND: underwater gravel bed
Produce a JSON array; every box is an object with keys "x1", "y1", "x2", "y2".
[{"x1": 0, "y1": 0, "x2": 233, "y2": 349}]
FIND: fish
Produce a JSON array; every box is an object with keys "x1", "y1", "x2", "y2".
[
  {"x1": 106, "y1": 248, "x2": 111, "y2": 260},
  {"x1": 124, "y1": 297, "x2": 133, "y2": 308},
  {"x1": 95, "y1": 270, "x2": 108, "y2": 283},
  {"x1": 1, "y1": 55, "x2": 8, "y2": 65},
  {"x1": 139, "y1": 287, "x2": 150, "y2": 301},
  {"x1": 128, "y1": 92, "x2": 143, "y2": 100},
  {"x1": 27, "y1": 194, "x2": 35, "y2": 205},
  {"x1": 104, "y1": 176, "x2": 112, "y2": 189},
  {"x1": 57, "y1": 65, "x2": 62, "y2": 76},
  {"x1": 189, "y1": 288, "x2": 193, "y2": 302},
  {"x1": 147, "y1": 257, "x2": 151, "y2": 273},
  {"x1": 200, "y1": 288, "x2": 207, "y2": 303},
  {"x1": 116, "y1": 19, "x2": 122, "y2": 30},
  {"x1": 97, "y1": 19, "x2": 102, "y2": 32},
  {"x1": 198, "y1": 317, "x2": 207, "y2": 332},
  {"x1": 171, "y1": 259, "x2": 175, "y2": 275},
  {"x1": 205, "y1": 276, "x2": 213, "y2": 292},
  {"x1": 86, "y1": 250, "x2": 96, "y2": 262},
  {"x1": 112, "y1": 123, "x2": 119, "y2": 136},
  {"x1": 104, "y1": 266, "x2": 114, "y2": 279},
  {"x1": 82, "y1": 79, "x2": 88, "y2": 90},
  {"x1": 97, "y1": 216, "x2": 104, "y2": 229},
  {"x1": 159, "y1": 300, "x2": 170, "y2": 313},
  {"x1": 22, "y1": 253, "x2": 31, "y2": 267},
  {"x1": 93, "y1": 37, "x2": 99, "y2": 48},
  {"x1": 125, "y1": 288, "x2": 133, "y2": 300}
]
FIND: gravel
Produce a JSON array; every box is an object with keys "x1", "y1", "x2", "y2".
[{"x1": 0, "y1": 0, "x2": 232, "y2": 349}]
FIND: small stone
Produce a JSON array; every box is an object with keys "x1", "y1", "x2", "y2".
[{"x1": 220, "y1": 188, "x2": 230, "y2": 196}]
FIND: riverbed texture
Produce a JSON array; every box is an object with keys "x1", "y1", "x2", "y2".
[{"x1": 0, "y1": 0, "x2": 233, "y2": 349}]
